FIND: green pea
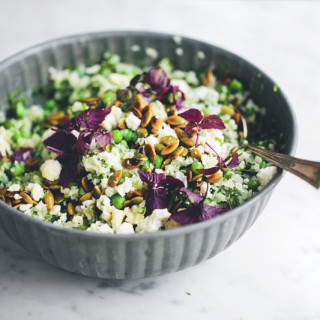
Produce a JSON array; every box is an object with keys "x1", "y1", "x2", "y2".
[
  {"x1": 118, "y1": 177, "x2": 125, "y2": 185},
  {"x1": 16, "y1": 102, "x2": 25, "y2": 118},
  {"x1": 219, "y1": 84, "x2": 229, "y2": 94},
  {"x1": 246, "y1": 179, "x2": 259, "y2": 190},
  {"x1": 191, "y1": 161, "x2": 204, "y2": 175},
  {"x1": 111, "y1": 130, "x2": 123, "y2": 144},
  {"x1": 141, "y1": 160, "x2": 150, "y2": 171},
  {"x1": 229, "y1": 79, "x2": 243, "y2": 92},
  {"x1": 79, "y1": 186, "x2": 86, "y2": 197},
  {"x1": 44, "y1": 99, "x2": 56, "y2": 110},
  {"x1": 111, "y1": 194, "x2": 126, "y2": 209},
  {"x1": 203, "y1": 198, "x2": 211, "y2": 205},
  {"x1": 259, "y1": 161, "x2": 267, "y2": 169},
  {"x1": 131, "y1": 132, "x2": 138, "y2": 143},
  {"x1": 10, "y1": 163, "x2": 25, "y2": 177},
  {"x1": 152, "y1": 155, "x2": 163, "y2": 169},
  {"x1": 20, "y1": 130, "x2": 29, "y2": 138},
  {"x1": 121, "y1": 129, "x2": 134, "y2": 142},
  {"x1": 102, "y1": 91, "x2": 116, "y2": 104}
]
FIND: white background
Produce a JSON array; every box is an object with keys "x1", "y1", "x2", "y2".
[{"x1": 0, "y1": 1, "x2": 319, "y2": 319}]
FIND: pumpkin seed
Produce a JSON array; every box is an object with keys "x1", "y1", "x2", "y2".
[
  {"x1": 150, "y1": 116, "x2": 163, "y2": 131},
  {"x1": 131, "y1": 196, "x2": 144, "y2": 204},
  {"x1": 191, "y1": 174, "x2": 203, "y2": 182},
  {"x1": 167, "y1": 109, "x2": 177, "y2": 117},
  {"x1": 44, "y1": 178, "x2": 60, "y2": 185},
  {"x1": 124, "y1": 200, "x2": 132, "y2": 207},
  {"x1": 127, "y1": 191, "x2": 134, "y2": 199},
  {"x1": 133, "y1": 191, "x2": 143, "y2": 197},
  {"x1": 191, "y1": 148, "x2": 202, "y2": 160},
  {"x1": 81, "y1": 97, "x2": 100, "y2": 105},
  {"x1": 221, "y1": 105, "x2": 235, "y2": 117},
  {"x1": 175, "y1": 128, "x2": 195, "y2": 147},
  {"x1": 134, "y1": 153, "x2": 148, "y2": 161},
  {"x1": 229, "y1": 146, "x2": 239, "y2": 157},
  {"x1": 141, "y1": 104, "x2": 151, "y2": 115},
  {"x1": 233, "y1": 112, "x2": 241, "y2": 125},
  {"x1": 168, "y1": 146, "x2": 184, "y2": 159},
  {"x1": 45, "y1": 192, "x2": 54, "y2": 209},
  {"x1": 47, "y1": 111, "x2": 66, "y2": 126},
  {"x1": 207, "y1": 172, "x2": 223, "y2": 183},
  {"x1": 129, "y1": 106, "x2": 142, "y2": 119},
  {"x1": 108, "y1": 170, "x2": 123, "y2": 187},
  {"x1": 20, "y1": 192, "x2": 33, "y2": 205},
  {"x1": 195, "y1": 181, "x2": 204, "y2": 188},
  {"x1": 160, "y1": 135, "x2": 179, "y2": 146},
  {"x1": 93, "y1": 186, "x2": 102, "y2": 198},
  {"x1": 188, "y1": 170, "x2": 193, "y2": 182},
  {"x1": 160, "y1": 158, "x2": 171, "y2": 170},
  {"x1": 161, "y1": 143, "x2": 179, "y2": 156},
  {"x1": 202, "y1": 70, "x2": 213, "y2": 86},
  {"x1": 180, "y1": 147, "x2": 189, "y2": 157},
  {"x1": 54, "y1": 193, "x2": 65, "y2": 204},
  {"x1": 0, "y1": 188, "x2": 6, "y2": 196},
  {"x1": 49, "y1": 184, "x2": 61, "y2": 191},
  {"x1": 133, "y1": 94, "x2": 144, "y2": 110},
  {"x1": 144, "y1": 144, "x2": 157, "y2": 161},
  {"x1": 154, "y1": 143, "x2": 165, "y2": 154},
  {"x1": 13, "y1": 204, "x2": 21, "y2": 210},
  {"x1": 25, "y1": 157, "x2": 40, "y2": 169},
  {"x1": 117, "y1": 117, "x2": 126, "y2": 129},
  {"x1": 12, "y1": 199, "x2": 21, "y2": 205},
  {"x1": 79, "y1": 192, "x2": 93, "y2": 203},
  {"x1": 140, "y1": 110, "x2": 152, "y2": 128},
  {"x1": 137, "y1": 128, "x2": 148, "y2": 138},
  {"x1": 81, "y1": 176, "x2": 92, "y2": 193},
  {"x1": 166, "y1": 115, "x2": 186, "y2": 126},
  {"x1": 67, "y1": 202, "x2": 75, "y2": 216},
  {"x1": 122, "y1": 158, "x2": 141, "y2": 169}
]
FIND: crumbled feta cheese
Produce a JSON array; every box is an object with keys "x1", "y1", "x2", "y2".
[
  {"x1": 109, "y1": 73, "x2": 130, "y2": 87},
  {"x1": 86, "y1": 221, "x2": 114, "y2": 234},
  {"x1": 25, "y1": 183, "x2": 44, "y2": 201},
  {"x1": 257, "y1": 166, "x2": 278, "y2": 187},
  {"x1": 19, "y1": 204, "x2": 33, "y2": 212},
  {"x1": 125, "y1": 112, "x2": 141, "y2": 131},
  {"x1": 157, "y1": 123, "x2": 177, "y2": 140},
  {"x1": 13, "y1": 194, "x2": 22, "y2": 200},
  {"x1": 144, "y1": 135, "x2": 159, "y2": 146},
  {"x1": 101, "y1": 106, "x2": 123, "y2": 132},
  {"x1": 116, "y1": 222, "x2": 135, "y2": 234},
  {"x1": 136, "y1": 208, "x2": 171, "y2": 233},
  {"x1": 111, "y1": 208, "x2": 126, "y2": 230},
  {"x1": 0, "y1": 127, "x2": 11, "y2": 156},
  {"x1": 201, "y1": 154, "x2": 218, "y2": 169},
  {"x1": 8, "y1": 184, "x2": 20, "y2": 192},
  {"x1": 40, "y1": 159, "x2": 62, "y2": 181},
  {"x1": 150, "y1": 101, "x2": 168, "y2": 121}
]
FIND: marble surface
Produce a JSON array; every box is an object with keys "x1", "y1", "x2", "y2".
[{"x1": 0, "y1": 1, "x2": 320, "y2": 319}]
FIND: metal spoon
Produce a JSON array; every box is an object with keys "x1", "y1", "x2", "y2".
[{"x1": 239, "y1": 114, "x2": 320, "y2": 189}]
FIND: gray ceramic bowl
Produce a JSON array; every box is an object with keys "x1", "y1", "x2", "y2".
[{"x1": 0, "y1": 31, "x2": 297, "y2": 279}]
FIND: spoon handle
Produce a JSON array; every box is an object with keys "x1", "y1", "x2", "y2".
[{"x1": 247, "y1": 144, "x2": 320, "y2": 189}]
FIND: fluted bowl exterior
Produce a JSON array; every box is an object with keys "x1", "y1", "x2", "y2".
[{"x1": 0, "y1": 31, "x2": 297, "y2": 279}]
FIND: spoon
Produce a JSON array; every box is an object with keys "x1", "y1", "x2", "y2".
[{"x1": 239, "y1": 113, "x2": 320, "y2": 189}]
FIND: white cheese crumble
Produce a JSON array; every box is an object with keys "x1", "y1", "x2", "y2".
[
  {"x1": 101, "y1": 106, "x2": 123, "y2": 132},
  {"x1": 257, "y1": 166, "x2": 278, "y2": 187},
  {"x1": 125, "y1": 112, "x2": 141, "y2": 131},
  {"x1": 0, "y1": 127, "x2": 11, "y2": 156},
  {"x1": 116, "y1": 222, "x2": 135, "y2": 234},
  {"x1": 25, "y1": 183, "x2": 44, "y2": 202},
  {"x1": 8, "y1": 184, "x2": 20, "y2": 192},
  {"x1": 136, "y1": 208, "x2": 171, "y2": 233},
  {"x1": 40, "y1": 159, "x2": 62, "y2": 181},
  {"x1": 86, "y1": 221, "x2": 114, "y2": 234}
]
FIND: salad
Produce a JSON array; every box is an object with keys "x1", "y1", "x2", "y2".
[{"x1": 0, "y1": 52, "x2": 278, "y2": 234}]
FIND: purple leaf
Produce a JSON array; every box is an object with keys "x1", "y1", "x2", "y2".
[
  {"x1": 76, "y1": 131, "x2": 93, "y2": 152},
  {"x1": 58, "y1": 154, "x2": 79, "y2": 188},
  {"x1": 144, "y1": 187, "x2": 168, "y2": 212},
  {"x1": 197, "y1": 166, "x2": 220, "y2": 175},
  {"x1": 13, "y1": 147, "x2": 33, "y2": 164},
  {"x1": 170, "y1": 207, "x2": 197, "y2": 225},
  {"x1": 130, "y1": 74, "x2": 142, "y2": 87},
  {"x1": 63, "y1": 118, "x2": 74, "y2": 131},
  {"x1": 179, "y1": 108, "x2": 203, "y2": 123},
  {"x1": 44, "y1": 131, "x2": 77, "y2": 154},
  {"x1": 94, "y1": 131, "x2": 113, "y2": 148},
  {"x1": 184, "y1": 121, "x2": 197, "y2": 135},
  {"x1": 143, "y1": 67, "x2": 171, "y2": 92},
  {"x1": 181, "y1": 188, "x2": 203, "y2": 205},
  {"x1": 75, "y1": 110, "x2": 88, "y2": 129},
  {"x1": 224, "y1": 154, "x2": 239, "y2": 169},
  {"x1": 162, "y1": 176, "x2": 185, "y2": 188},
  {"x1": 87, "y1": 108, "x2": 111, "y2": 129},
  {"x1": 201, "y1": 115, "x2": 226, "y2": 130},
  {"x1": 199, "y1": 204, "x2": 229, "y2": 221}
]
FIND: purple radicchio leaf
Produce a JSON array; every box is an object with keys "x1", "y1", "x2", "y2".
[
  {"x1": 144, "y1": 187, "x2": 168, "y2": 211},
  {"x1": 13, "y1": 147, "x2": 33, "y2": 164},
  {"x1": 179, "y1": 108, "x2": 203, "y2": 123},
  {"x1": 180, "y1": 188, "x2": 203, "y2": 205},
  {"x1": 87, "y1": 108, "x2": 111, "y2": 129},
  {"x1": 224, "y1": 153, "x2": 239, "y2": 169},
  {"x1": 199, "y1": 204, "x2": 229, "y2": 222},
  {"x1": 170, "y1": 207, "x2": 198, "y2": 225},
  {"x1": 197, "y1": 166, "x2": 220, "y2": 175}
]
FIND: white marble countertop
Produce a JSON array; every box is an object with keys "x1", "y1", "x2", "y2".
[{"x1": 0, "y1": 1, "x2": 320, "y2": 319}]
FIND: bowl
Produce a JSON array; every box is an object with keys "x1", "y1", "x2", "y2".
[{"x1": 0, "y1": 31, "x2": 297, "y2": 279}]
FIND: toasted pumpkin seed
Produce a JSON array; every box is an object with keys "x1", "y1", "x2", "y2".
[
  {"x1": 168, "y1": 146, "x2": 184, "y2": 159},
  {"x1": 137, "y1": 128, "x2": 148, "y2": 138},
  {"x1": 49, "y1": 184, "x2": 61, "y2": 191},
  {"x1": 191, "y1": 174, "x2": 203, "y2": 182},
  {"x1": 20, "y1": 192, "x2": 33, "y2": 205},
  {"x1": 13, "y1": 204, "x2": 21, "y2": 210},
  {"x1": 93, "y1": 186, "x2": 102, "y2": 198},
  {"x1": 167, "y1": 109, "x2": 177, "y2": 117},
  {"x1": 195, "y1": 181, "x2": 204, "y2": 188},
  {"x1": 108, "y1": 170, "x2": 123, "y2": 187},
  {"x1": 79, "y1": 192, "x2": 93, "y2": 203},
  {"x1": 124, "y1": 200, "x2": 132, "y2": 207},
  {"x1": 202, "y1": 70, "x2": 213, "y2": 86},
  {"x1": 229, "y1": 146, "x2": 239, "y2": 157},
  {"x1": 44, "y1": 191, "x2": 54, "y2": 209},
  {"x1": 12, "y1": 199, "x2": 21, "y2": 205},
  {"x1": 133, "y1": 191, "x2": 143, "y2": 197},
  {"x1": 140, "y1": 110, "x2": 152, "y2": 128},
  {"x1": 188, "y1": 170, "x2": 192, "y2": 182},
  {"x1": 133, "y1": 94, "x2": 144, "y2": 110},
  {"x1": 207, "y1": 172, "x2": 223, "y2": 184},
  {"x1": 127, "y1": 191, "x2": 134, "y2": 199},
  {"x1": 122, "y1": 158, "x2": 141, "y2": 169},
  {"x1": 166, "y1": 115, "x2": 186, "y2": 126},
  {"x1": 160, "y1": 135, "x2": 179, "y2": 146},
  {"x1": 134, "y1": 153, "x2": 148, "y2": 161},
  {"x1": 141, "y1": 104, "x2": 151, "y2": 115},
  {"x1": 47, "y1": 111, "x2": 66, "y2": 126},
  {"x1": 54, "y1": 194, "x2": 65, "y2": 204},
  {"x1": 175, "y1": 128, "x2": 195, "y2": 147},
  {"x1": 25, "y1": 157, "x2": 40, "y2": 168},
  {"x1": 154, "y1": 143, "x2": 165, "y2": 154},
  {"x1": 81, "y1": 176, "x2": 92, "y2": 193},
  {"x1": 129, "y1": 106, "x2": 142, "y2": 118},
  {"x1": 150, "y1": 116, "x2": 163, "y2": 131},
  {"x1": 160, "y1": 158, "x2": 171, "y2": 170},
  {"x1": 191, "y1": 148, "x2": 202, "y2": 160},
  {"x1": 144, "y1": 144, "x2": 156, "y2": 161},
  {"x1": 233, "y1": 112, "x2": 241, "y2": 125},
  {"x1": 161, "y1": 143, "x2": 179, "y2": 156},
  {"x1": 67, "y1": 202, "x2": 75, "y2": 216},
  {"x1": 221, "y1": 105, "x2": 235, "y2": 117},
  {"x1": 180, "y1": 147, "x2": 189, "y2": 157},
  {"x1": 117, "y1": 117, "x2": 126, "y2": 129},
  {"x1": 0, "y1": 188, "x2": 6, "y2": 196},
  {"x1": 81, "y1": 97, "x2": 100, "y2": 105},
  {"x1": 131, "y1": 196, "x2": 144, "y2": 204}
]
